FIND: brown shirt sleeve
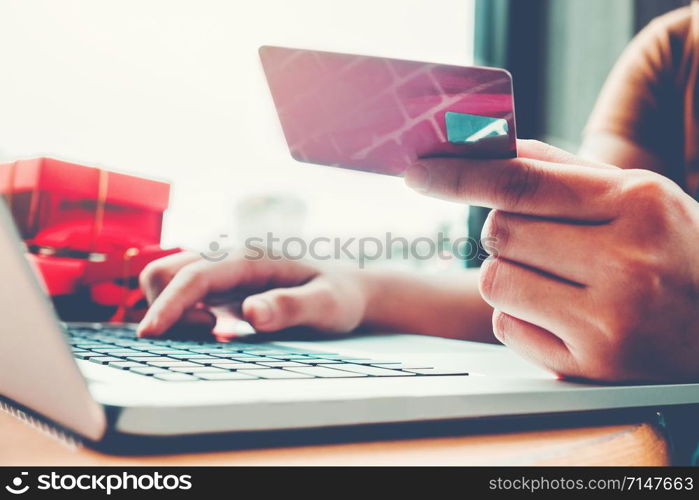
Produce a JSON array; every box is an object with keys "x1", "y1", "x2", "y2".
[{"x1": 584, "y1": 7, "x2": 693, "y2": 176}]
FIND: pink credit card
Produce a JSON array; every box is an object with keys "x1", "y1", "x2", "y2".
[{"x1": 259, "y1": 46, "x2": 517, "y2": 176}]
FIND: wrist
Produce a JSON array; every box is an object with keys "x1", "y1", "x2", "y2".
[{"x1": 356, "y1": 269, "x2": 390, "y2": 328}]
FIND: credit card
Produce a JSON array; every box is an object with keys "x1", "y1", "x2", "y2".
[{"x1": 259, "y1": 46, "x2": 517, "y2": 176}]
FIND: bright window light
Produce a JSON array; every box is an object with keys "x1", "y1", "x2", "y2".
[{"x1": 0, "y1": 0, "x2": 475, "y2": 268}]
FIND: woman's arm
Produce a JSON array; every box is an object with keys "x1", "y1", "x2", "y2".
[
  {"x1": 361, "y1": 268, "x2": 495, "y2": 343},
  {"x1": 580, "y1": 131, "x2": 669, "y2": 172},
  {"x1": 581, "y1": 8, "x2": 689, "y2": 177},
  {"x1": 138, "y1": 252, "x2": 496, "y2": 342}
]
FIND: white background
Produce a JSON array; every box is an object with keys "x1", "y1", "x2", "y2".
[{"x1": 0, "y1": 0, "x2": 475, "y2": 253}]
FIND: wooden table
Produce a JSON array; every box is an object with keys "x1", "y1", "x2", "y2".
[{"x1": 0, "y1": 409, "x2": 671, "y2": 466}]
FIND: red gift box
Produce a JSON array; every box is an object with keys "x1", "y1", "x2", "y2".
[
  {"x1": 82, "y1": 245, "x2": 180, "y2": 284},
  {"x1": 27, "y1": 253, "x2": 86, "y2": 296},
  {"x1": 0, "y1": 158, "x2": 169, "y2": 253},
  {"x1": 27, "y1": 246, "x2": 181, "y2": 322},
  {"x1": 1, "y1": 157, "x2": 180, "y2": 322}
]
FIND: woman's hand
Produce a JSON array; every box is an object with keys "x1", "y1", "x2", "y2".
[
  {"x1": 405, "y1": 140, "x2": 699, "y2": 382},
  {"x1": 137, "y1": 252, "x2": 369, "y2": 337}
]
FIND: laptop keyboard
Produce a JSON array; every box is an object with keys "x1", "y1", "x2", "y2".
[{"x1": 67, "y1": 325, "x2": 468, "y2": 382}]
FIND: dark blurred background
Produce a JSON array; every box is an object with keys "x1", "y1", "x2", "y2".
[{"x1": 475, "y1": 0, "x2": 689, "y2": 150}]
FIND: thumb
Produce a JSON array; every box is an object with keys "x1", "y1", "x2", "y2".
[
  {"x1": 242, "y1": 280, "x2": 347, "y2": 332},
  {"x1": 517, "y1": 139, "x2": 615, "y2": 169}
]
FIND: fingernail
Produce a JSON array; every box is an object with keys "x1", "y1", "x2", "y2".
[
  {"x1": 137, "y1": 310, "x2": 157, "y2": 337},
  {"x1": 247, "y1": 298, "x2": 273, "y2": 325},
  {"x1": 405, "y1": 164, "x2": 430, "y2": 192}
]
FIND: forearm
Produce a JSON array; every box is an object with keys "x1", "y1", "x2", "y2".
[
  {"x1": 580, "y1": 132, "x2": 669, "y2": 174},
  {"x1": 358, "y1": 268, "x2": 496, "y2": 343}
]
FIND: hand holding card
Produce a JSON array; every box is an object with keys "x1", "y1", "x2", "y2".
[{"x1": 260, "y1": 46, "x2": 517, "y2": 175}]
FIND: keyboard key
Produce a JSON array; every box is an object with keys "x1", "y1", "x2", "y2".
[
  {"x1": 296, "y1": 357, "x2": 359, "y2": 364},
  {"x1": 314, "y1": 357, "x2": 372, "y2": 364},
  {"x1": 197, "y1": 372, "x2": 259, "y2": 381},
  {"x1": 100, "y1": 327, "x2": 132, "y2": 335},
  {"x1": 241, "y1": 369, "x2": 314, "y2": 379},
  {"x1": 356, "y1": 359, "x2": 400, "y2": 368},
  {"x1": 147, "y1": 361, "x2": 202, "y2": 368},
  {"x1": 269, "y1": 354, "x2": 312, "y2": 360},
  {"x1": 110, "y1": 341, "x2": 142, "y2": 347},
  {"x1": 153, "y1": 373, "x2": 199, "y2": 382},
  {"x1": 98, "y1": 350, "x2": 141, "y2": 356},
  {"x1": 215, "y1": 347, "x2": 247, "y2": 354},
  {"x1": 187, "y1": 348, "x2": 230, "y2": 354},
  {"x1": 316, "y1": 354, "x2": 366, "y2": 360},
  {"x1": 219, "y1": 343, "x2": 254, "y2": 351},
  {"x1": 107, "y1": 361, "x2": 146, "y2": 369},
  {"x1": 218, "y1": 356, "x2": 271, "y2": 362},
  {"x1": 130, "y1": 366, "x2": 168, "y2": 375},
  {"x1": 170, "y1": 367, "x2": 230, "y2": 374},
  {"x1": 164, "y1": 341, "x2": 202, "y2": 348},
  {"x1": 257, "y1": 361, "x2": 308, "y2": 368},
  {"x1": 88, "y1": 356, "x2": 123, "y2": 364},
  {"x1": 403, "y1": 368, "x2": 469, "y2": 376},
  {"x1": 135, "y1": 348, "x2": 186, "y2": 354},
  {"x1": 370, "y1": 363, "x2": 433, "y2": 369},
  {"x1": 210, "y1": 363, "x2": 267, "y2": 370},
  {"x1": 169, "y1": 354, "x2": 220, "y2": 361},
  {"x1": 285, "y1": 367, "x2": 368, "y2": 378},
  {"x1": 332, "y1": 364, "x2": 416, "y2": 377},
  {"x1": 241, "y1": 350, "x2": 292, "y2": 356},
  {"x1": 127, "y1": 356, "x2": 173, "y2": 362},
  {"x1": 213, "y1": 353, "x2": 259, "y2": 359},
  {"x1": 73, "y1": 352, "x2": 105, "y2": 360}
]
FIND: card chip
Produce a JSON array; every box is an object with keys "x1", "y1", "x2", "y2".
[{"x1": 445, "y1": 112, "x2": 509, "y2": 145}]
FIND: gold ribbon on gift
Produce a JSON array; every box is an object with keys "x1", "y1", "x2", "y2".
[
  {"x1": 89, "y1": 168, "x2": 109, "y2": 254},
  {"x1": 26, "y1": 168, "x2": 41, "y2": 236},
  {"x1": 109, "y1": 246, "x2": 141, "y2": 322}
]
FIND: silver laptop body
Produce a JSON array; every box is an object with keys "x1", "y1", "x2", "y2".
[{"x1": 1, "y1": 200, "x2": 698, "y2": 446}]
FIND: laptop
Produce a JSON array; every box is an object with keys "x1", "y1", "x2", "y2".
[{"x1": 1, "y1": 199, "x2": 699, "y2": 450}]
